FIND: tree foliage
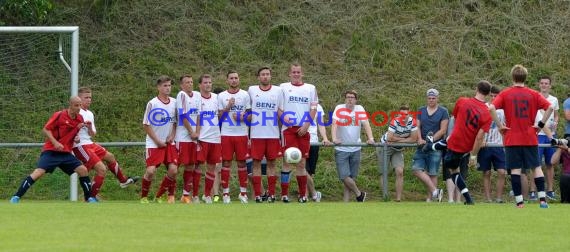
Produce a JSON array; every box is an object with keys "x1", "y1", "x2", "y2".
[{"x1": 0, "y1": 0, "x2": 54, "y2": 25}]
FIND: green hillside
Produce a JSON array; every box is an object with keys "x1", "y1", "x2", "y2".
[{"x1": 1, "y1": 0, "x2": 570, "y2": 201}]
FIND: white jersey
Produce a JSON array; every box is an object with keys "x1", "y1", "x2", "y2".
[
  {"x1": 74, "y1": 108, "x2": 96, "y2": 147},
  {"x1": 485, "y1": 103, "x2": 505, "y2": 145},
  {"x1": 198, "y1": 93, "x2": 221, "y2": 143},
  {"x1": 175, "y1": 90, "x2": 201, "y2": 143},
  {"x1": 279, "y1": 82, "x2": 319, "y2": 130},
  {"x1": 308, "y1": 104, "x2": 324, "y2": 143},
  {"x1": 248, "y1": 85, "x2": 282, "y2": 139},
  {"x1": 143, "y1": 97, "x2": 177, "y2": 148},
  {"x1": 535, "y1": 94, "x2": 559, "y2": 136},
  {"x1": 218, "y1": 89, "x2": 251, "y2": 136},
  {"x1": 333, "y1": 104, "x2": 367, "y2": 153}
]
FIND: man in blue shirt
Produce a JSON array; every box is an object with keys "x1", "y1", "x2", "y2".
[{"x1": 412, "y1": 88, "x2": 448, "y2": 202}]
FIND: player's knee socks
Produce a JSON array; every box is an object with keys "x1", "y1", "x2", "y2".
[
  {"x1": 14, "y1": 176, "x2": 35, "y2": 198},
  {"x1": 205, "y1": 171, "x2": 215, "y2": 197},
  {"x1": 253, "y1": 175, "x2": 262, "y2": 197},
  {"x1": 79, "y1": 176, "x2": 92, "y2": 201},
  {"x1": 511, "y1": 174, "x2": 523, "y2": 204},
  {"x1": 281, "y1": 171, "x2": 291, "y2": 196},
  {"x1": 156, "y1": 176, "x2": 170, "y2": 198},
  {"x1": 108, "y1": 161, "x2": 127, "y2": 182},
  {"x1": 237, "y1": 166, "x2": 248, "y2": 193},
  {"x1": 297, "y1": 175, "x2": 307, "y2": 197},
  {"x1": 141, "y1": 178, "x2": 151, "y2": 198},
  {"x1": 268, "y1": 175, "x2": 277, "y2": 196},
  {"x1": 452, "y1": 173, "x2": 472, "y2": 203},
  {"x1": 535, "y1": 176, "x2": 546, "y2": 201},
  {"x1": 91, "y1": 175, "x2": 105, "y2": 198},
  {"x1": 167, "y1": 176, "x2": 176, "y2": 196},
  {"x1": 221, "y1": 167, "x2": 231, "y2": 193},
  {"x1": 193, "y1": 169, "x2": 202, "y2": 197},
  {"x1": 182, "y1": 169, "x2": 193, "y2": 195}
]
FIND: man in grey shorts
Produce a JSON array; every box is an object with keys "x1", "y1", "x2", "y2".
[
  {"x1": 377, "y1": 105, "x2": 418, "y2": 202},
  {"x1": 332, "y1": 90, "x2": 375, "y2": 202}
]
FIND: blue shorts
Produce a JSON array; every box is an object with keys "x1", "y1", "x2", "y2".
[
  {"x1": 37, "y1": 151, "x2": 83, "y2": 175},
  {"x1": 538, "y1": 135, "x2": 556, "y2": 166},
  {"x1": 477, "y1": 147, "x2": 506, "y2": 171},
  {"x1": 335, "y1": 150, "x2": 361, "y2": 180},
  {"x1": 412, "y1": 148, "x2": 442, "y2": 176},
  {"x1": 505, "y1": 146, "x2": 539, "y2": 170}
]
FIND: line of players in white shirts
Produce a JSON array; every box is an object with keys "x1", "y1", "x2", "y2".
[{"x1": 141, "y1": 65, "x2": 320, "y2": 204}]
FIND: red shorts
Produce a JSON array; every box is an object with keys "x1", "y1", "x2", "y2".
[
  {"x1": 145, "y1": 143, "x2": 179, "y2": 167},
  {"x1": 73, "y1": 143, "x2": 107, "y2": 170},
  {"x1": 221, "y1": 135, "x2": 249, "y2": 161},
  {"x1": 282, "y1": 127, "x2": 310, "y2": 158},
  {"x1": 250, "y1": 138, "x2": 282, "y2": 160},
  {"x1": 197, "y1": 141, "x2": 222, "y2": 165},
  {"x1": 177, "y1": 141, "x2": 197, "y2": 165}
]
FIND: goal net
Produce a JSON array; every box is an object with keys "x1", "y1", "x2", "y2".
[{"x1": 0, "y1": 27, "x2": 79, "y2": 200}]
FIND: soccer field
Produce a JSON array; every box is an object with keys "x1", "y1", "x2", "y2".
[{"x1": 2, "y1": 201, "x2": 569, "y2": 251}]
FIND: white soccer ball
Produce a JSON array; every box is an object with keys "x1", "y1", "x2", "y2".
[{"x1": 284, "y1": 147, "x2": 302, "y2": 164}]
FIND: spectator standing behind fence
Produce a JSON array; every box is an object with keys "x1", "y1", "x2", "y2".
[
  {"x1": 306, "y1": 103, "x2": 332, "y2": 202},
  {"x1": 477, "y1": 86, "x2": 507, "y2": 203},
  {"x1": 488, "y1": 64, "x2": 554, "y2": 208},
  {"x1": 10, "y1": 96, "x2": 95, "y2": 203},
  {"x1": 140, "y1": 76, "x2": 179, "y2": 204},
  {"x1": 412, "y1": 88, "x2": 446, "y2": 202},
  {"x1": 565, "y1": 94, "x2": 570, "y2": 139},
  {"x1": 550, "y1": 139, "x2": 570, "y2": 203},
  {"x1": 376, "y1": 105, "x2": 417, "y2": 202},
  {"x1": 331, "y1": 90, "x2": 374, "y2": 202},
  {"x1": 529, "y1": 76, "x2": 560, "y2": 201}
]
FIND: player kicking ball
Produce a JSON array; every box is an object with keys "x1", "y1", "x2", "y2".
[{"x1": 424, "y1": 81, "x2": 494, "y2": 205}]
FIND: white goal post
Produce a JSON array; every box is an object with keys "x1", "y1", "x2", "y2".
[{"x1": 0, "y1": 26, "x2": 80, "y2": 201}]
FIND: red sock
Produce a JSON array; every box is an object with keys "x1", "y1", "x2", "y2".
[
  {"x1": 108, "y1": 161, "x2": 127, "y2": 183},
  {"x1": 193, "y1": 169, "x2": 201, "y2": 197},
  {"x1": 182, "y1": 169, "x2": 193, "y2": 195},
  {"x1": 141, "y1": 178, "x2": 151, "y2": 198},
  {"x1": 238, "y1": 166, "x2": 248, "y2": 192},
  {"x1": 253, "y1": 176, "x2": 262, "y2": 197},
  {"x1": 155, "y1": 176, "x2": 170, "y2": 198},
  {"x1": 205, "y1": 171, "x2": 215, "y2": 197},
  {"x1": 168, "y1": 176, "x2": 176, "y2": 196},
  {"x1": 297, "y1": 175, "x2": 307, "y2": 197},
  {"x1": 221, "y1": 167, "x2": 231, "y2": 192},
  {"x1": 268, "y1": 175, "x2": 277, "y2": 196},
  {"x1": 91, "y1": 175, "x2": 105, "y2": 198}
]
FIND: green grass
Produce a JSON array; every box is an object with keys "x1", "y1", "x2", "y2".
[
  {"x1": 2, "y1": 0, "x2": 570, "y2": 201},
  {"x1": 1, "y1": 201, "x2": 569, "y2": 251}
]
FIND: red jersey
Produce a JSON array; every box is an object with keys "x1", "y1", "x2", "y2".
[
  {"x1": 42, "y1": 110, "x2": 84, "y2": 153},
  {"x1": 492, "y1": 86, "x2": 551, "y2": 146},
  {"x1": 448, "y1": 97, "x2": 492, "y2": 153}
]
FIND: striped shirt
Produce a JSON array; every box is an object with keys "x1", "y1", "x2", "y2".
[
  {"x1": 485, "y1": 107, "x2": 505, "y2": 145},
  {"x1": 380, "y1": 116, "x2": 417, "y2": 149}
]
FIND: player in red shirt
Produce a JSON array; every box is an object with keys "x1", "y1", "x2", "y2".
[
  {"x1": 426, "y1": 81, "x2": 493, "y2": 205},
  {"x1": 489, "y1": 64, "x2": 554, "y2": 208},
  {"x1": 10, "y1": 96, "x2": 95, "y2": 203}
]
